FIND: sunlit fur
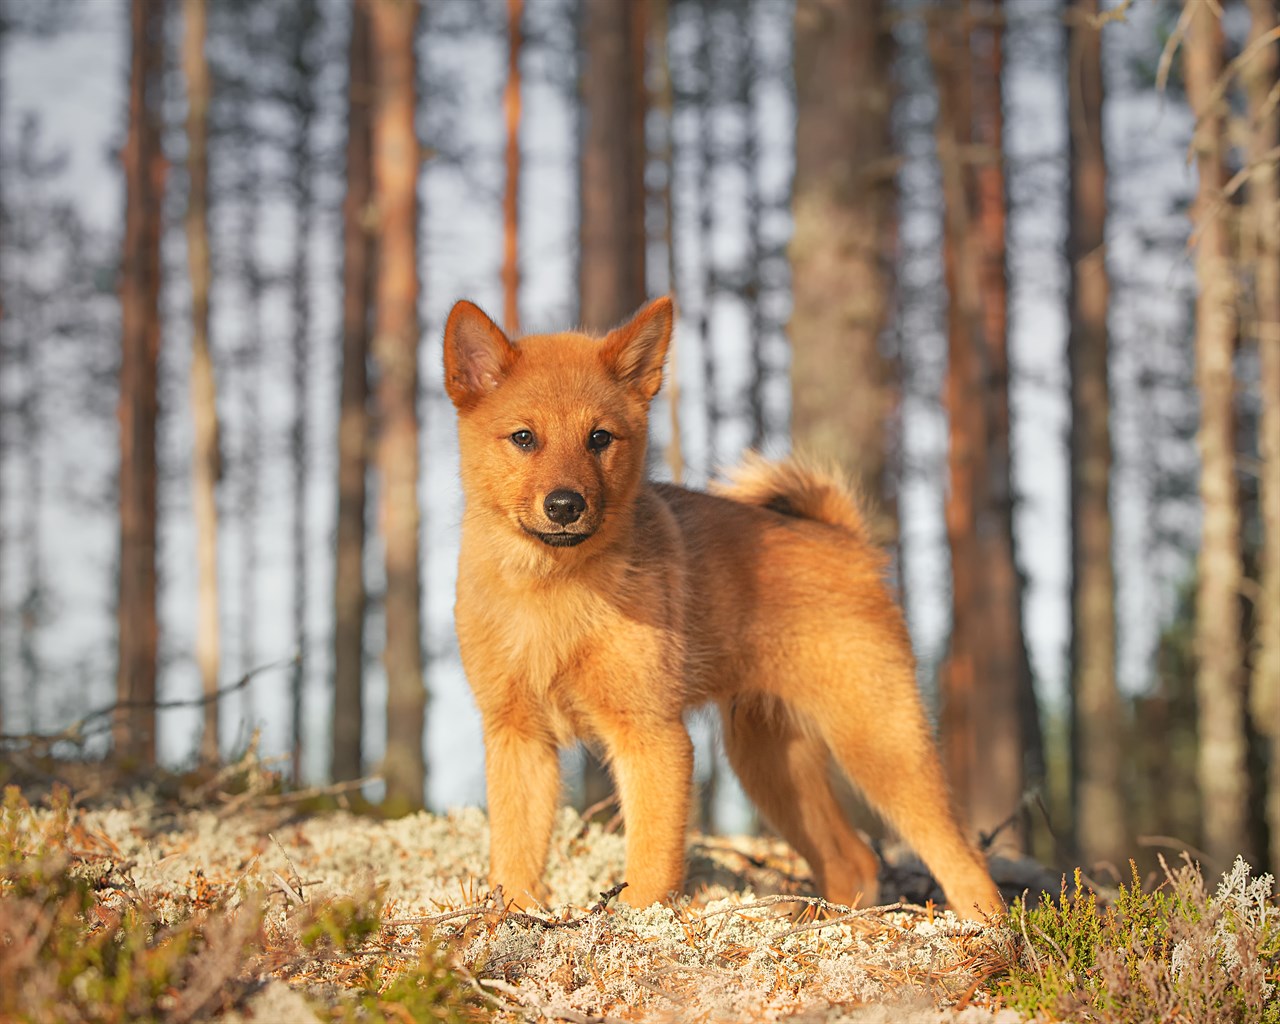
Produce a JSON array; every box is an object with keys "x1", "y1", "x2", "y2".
[{"x1": 443, "y1": 297, "x2": 1003, "y2": 920}]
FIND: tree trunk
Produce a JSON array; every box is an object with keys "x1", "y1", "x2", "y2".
[
  {"x1": 503, "y1": 0, "x2": 522, "y2": 337},
  {"x1": 976, "y1": 0, "x2": 1041, "y2": 852},
  {"x1": 18, "y1": 212, "x2": 42, "y2": 733},
  {"x1": 288, "y1": 0, "x2": 319, "y2": 784},
  {"x1": 184, "y1": 0, "x2": 221, "y2": 765},
  {"x1": 115, "y1": 0, "x2": 166, "y2": 766},
  {"x1": 653, "y1": 0, "x2": 682, "y2": 483},
  {"x1": 1065, "y1": 0, "x2": 1126, "y2": 869},
  {"x1": 234, "y1": 67, "x2": 263, "y2": 728},
  {"x1": 1244, "y1": 0, "x2": 1280, "y2": 880},
  {"x1": 580, "y1": 0, "x2": 647, "y2": 333},
  {"x1": 333, "y1": 0, "x2": 375, "y2": 785},
  {"x1": 371, "y1": 0, "x2": 426, "y2": 814},
  {"x1": 929, "y1": 4, "x2": 1025, "y2": 847},
  {"x1": 740, "y1": 2, "x2": 765, "y2": 451},
  {"x1": 695, "y1": 0, "x2": 717, "y2": 475},
  {"x1": 789, "y1": 0, "x2": 897, "y2": 541},
  {"x1": 1185, "y1": 0, "x2": 1252, "y2": 869},
  {"x1": 578, "y1": 0, "x2": 649, "y2": 813},
  {"x1": 932, "y1": 7, "x2": 981, "y2": 829}
]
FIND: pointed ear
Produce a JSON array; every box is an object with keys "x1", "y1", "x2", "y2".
[
  {"x1": 443, "y1": 300, "x2": 518, "y2": 408},
  {"x1": 599, "y1": 297, "x2": 674, "y2": 401}
]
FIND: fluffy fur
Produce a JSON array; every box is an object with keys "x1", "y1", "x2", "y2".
[{"x1": 443, "y1": 297, "x2": 1002, "y2": 920}]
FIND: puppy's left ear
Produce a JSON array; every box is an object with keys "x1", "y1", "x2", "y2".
[{"x1": 600, "y1": 296, "x2": 674, "y2": 401}]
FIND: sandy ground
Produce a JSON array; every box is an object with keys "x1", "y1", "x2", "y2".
[{"x1": 44, "y1": 785, "x2": 1045, "y2": 1023}]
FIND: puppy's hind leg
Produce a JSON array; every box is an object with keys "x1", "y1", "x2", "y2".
[
  {"x1": 799, "y1": 668, "x2": 1004, "y2": 921},
  {"x1": 719, "y1": 696, "x2": 881, "y2": 909}
]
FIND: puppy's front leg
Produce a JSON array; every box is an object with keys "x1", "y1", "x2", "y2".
[
  {"x1": 603, "y1": 719, "x2": 694, "y2": 906},
  {"x1": 483, "y1": 716, "x2": 560, "y2": 908}
]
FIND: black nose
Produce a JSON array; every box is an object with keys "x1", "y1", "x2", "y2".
[{"x1": 544, "y1": 489, "x2": 586, "y2": 525}]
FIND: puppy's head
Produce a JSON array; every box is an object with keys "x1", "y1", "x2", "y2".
[{"x1": 444, "y1": 297, "x2": 672, "y2": 554}]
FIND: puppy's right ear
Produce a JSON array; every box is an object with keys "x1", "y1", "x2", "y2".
[{"x1": 443, "y1": 301, "x2": 518, "y2": 408}]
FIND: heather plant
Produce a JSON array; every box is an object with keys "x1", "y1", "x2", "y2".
[
  {"x1": 1000, "y1": 855, "x2": 1279, "y2": 1023},
  {"x1": 0, "y1": 784, "x2": 475, "y2": 1023}
]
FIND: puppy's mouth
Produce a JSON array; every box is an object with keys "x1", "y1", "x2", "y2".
[{"x1": 520, "y1": 523, "x2": 594, "y2": 548}]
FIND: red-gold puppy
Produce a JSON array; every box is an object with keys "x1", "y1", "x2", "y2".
[{"x1": 443, "y1": 296, "x2": 1002, "y2": 920}]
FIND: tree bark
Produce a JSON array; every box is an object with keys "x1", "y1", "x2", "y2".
[
  {"x1": 333, "y1": 0, "x2": 375, "y2": 785},
  {"x1": 371, "y1": 0, "x2": 426, "y2": 813},
  {"x1": 695, "y1": 0, "x2": 717, "y2": 474},
  {"x1": 234, "y1": 53, "x2": 263, "y2": 728},
  {"x1": 974, "y1": 0, "x2": 1039, "y2": 853},
  {"x1": 1184, "y1": 0, "x2": 1252, "y2": 869},
  {"x1": 503, "y1": 0, "x2": 522, "y2": 337},
  {"x1": 17, "y1": 188, "x2": 43, "y2": 734},
  {"x1": 115, "y1": 0, "x2": 166, "y2": 766},
  {"x1": 789, "y1": 0, "x2": 897, "y2": 541},
  {"x1": 184, "y1": 0, "x2": 221, "y2": 765},
  {"x1": 1244, "y1": 0, "x2": 1280, "y2": 880},
  {"x1": 579, "y1": 0, "x2": 649, "y2": 810},
  {"x1": 288, "y1": 0, "x2": 320, "y2": 784},
  {"x1": 740, "y1": 2, "x2": 765, "y2": 451},
  {"x1": 1065, "y1": 0, "x2": 1126, "y2": 869},
  {"x1": 930, "y1": 4, "x2": 1026, "y2": 848},
  {"x1": 653, "y1": 0, "x2": 683, "y2": 483},
  {"x1": 580, "y1": 0, "x2": 648, "y2": 334}
]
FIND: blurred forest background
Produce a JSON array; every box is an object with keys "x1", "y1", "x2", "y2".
[{"x1": 0, "y1": 0, "x2": 1276, "y2": 889}]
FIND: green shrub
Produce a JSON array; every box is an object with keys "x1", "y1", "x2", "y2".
[{"x1": 999, "y1": 856, "x2": 1279, "y2": 1023}]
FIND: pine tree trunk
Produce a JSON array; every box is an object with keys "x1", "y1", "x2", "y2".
[
  {"x1": 789, "y1": 0, "x2": 897, "y2": 540},
  {"x1": 289, "y1": 0, "x2": 319, "y2": 784},
  {"x1": 933, "y1": 8, "x2": 982, "y2": 827},
  {"x1": 653, "y1": 0, "x2": 683, "y2": 483},
  {"x1": 578, "y1": 0, "x2": 649, "y2": 813},
  {"x1": 333, "y1": 0, "x2": 375, "y2": 785},
  {"x1": 18, "y1": 226, "x2": 42, "y2": 733},
  {"x1": 1244, "y1": 0, "x2": 1280, "y2": 880},
  {"x1": 184, "y1": 0, "x2": 221, "y2": 765},
  {"x1": 740, "y1": 2, "x2": 765, "y2": 451},
  {"x1": 502, "y1": 0, "x2": 522, "y2": 337},
  {"x1": 973, "y1": 0, "x2": 1036, "y2": 853},
  {"x1": 930, "y1": 5, "x2": 1025, "y2": 844},
  {"x1": 1185, "y1": 0, "x2": 1252, "y2": 869},
  {"x1": 1065, "y1": 0, "x2": 1126, "y2": 869},
  {"x1": 371, "y1": 0, "x2": 426, "y2": 814},
  {"x1": 115, "y1": 0, "x2": 166, "y2": 766},
  {"x1": 695, "y1": 0, "x2": 717, "y2": 474},
  {"x1": 234, "y1": 85, "x2": 263, "y2": 726},
  {"x1": 580, "y1": 0, "x2": 647, "y2": 333}
]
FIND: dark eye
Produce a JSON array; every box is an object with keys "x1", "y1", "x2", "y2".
[
  {"x1": 588, "y1": 429, "x2": 613, "y2": 452},
  {"x1": 510, "y1": 430, "x2": 536, "y2": 450}
]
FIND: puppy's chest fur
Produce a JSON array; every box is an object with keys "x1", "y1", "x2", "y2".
[{"x1": 460, "y1": 561, "x2": 675, "y2": 742}]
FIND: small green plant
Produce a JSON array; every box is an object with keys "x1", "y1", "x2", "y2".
[
  {"x1": 330, "y1": 941, "x2": 473, "y2": 1024},
  {"x1": 1, "y1": 845, "x2": 263, "y2": 1023},
  {"x1": 299, "y1": 894, "x2": 384, "y2": 954},
  {"x1": 999, "y1": 856, "x2": 1279, "y2": 1024},
  {"x1": 1, "y1": 785, "x2": 478, "y2": 1022}
]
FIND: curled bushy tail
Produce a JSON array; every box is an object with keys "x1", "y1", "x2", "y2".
[{"x1": 712, "y1": 451, "x2": 872, "y2": 543}]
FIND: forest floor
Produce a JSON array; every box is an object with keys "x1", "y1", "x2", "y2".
[{"x1": 1, "y1": 750, "x2": 1077, "y2": 1023}]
